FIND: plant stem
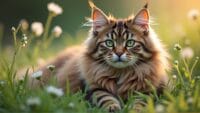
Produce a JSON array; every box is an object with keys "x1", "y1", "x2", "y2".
[
  {"x1": 43, "y1": 13, "x2": 54, "y2": 43},
  {"x1": 175, "y1": 65, "x2": 185, "y2": 86},
  {"x1": 8, "y1": 45, "x2": 20, "y2": 92},
  {"x1": 12, "y1": 30, "x2": 17, "y2": 48},
  {"x1": 44, "y1": 33, "x2": 54, "y2": 49},
  {"x1": 182, "y1": 58, "x2": 191, "y2": 81},
  {"x1": 191, "y1": 59, "x2": 199, "y2": 76},
  {"x1": 8, "y1": 24, "x2": 21, "y2": 92}
]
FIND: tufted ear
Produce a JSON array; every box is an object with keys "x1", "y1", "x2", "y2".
[
  {"x1": 133, "y1": 4, "x2": 149, "y2": 31},
  {"x1": 89, "y1": 1, "x2": 108, "y2": 31}
]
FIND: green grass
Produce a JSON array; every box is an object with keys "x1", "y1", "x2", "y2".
[{"x1": 1, "y1": 3, "x2": 200, "y2": 113}]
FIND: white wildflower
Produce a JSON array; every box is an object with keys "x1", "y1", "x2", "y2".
[
  {"x1": 26, "y1": 97, "x2": 41, "y2": 106},
  {"x1": 31, "y1": 22, "x2": 43, "y2": 37},
  {"x1": 52, "y1": 26, "x2": 62, "y2": 38},
  {"x1": 188, "y1": 9, "x2": 199, "y2": 20},
  {"x1": 172, "y1": 75, "x2": 177, "y2": 79},
  {"x1": 47, "y1": 64, "x2": 56, "y2": 71},
  {"x1": 174, "y1": 60, "x2": 179, "y2": 65},
  {"x1": 0, "y1": 80, "x2": 6, "y2": 86},
  {"x1": 22, "y1": 44, "x2": 26, "y2": 47},
  {"x1": 187, "y1": 97, "x2": 193, "y2": 104},
  {"x1": 31, "y1": 70, "x2": 43, "y2": 80},
  {"x1": 68, "y1": 102, "x2": 75, "y2": 108},
  {"x1": 196, "y1": 76, "x2": 200, "y2": 79},
  {"x1": 174, "y1": 43, "x2": 181, "y2": 51},
  {"x1": 46, "y1": 86, "x2": 64, "y2": 97},
  {"x1": 181, "y1": 47, "x2": 194, "y2": 59},
  {"x1": 11, "y1": 27, "x2": 16, "y2": 32},
  {"x1": 21, "y1": 34, "x2": 28, "y2": 47},
  {"x1": 155, "y1": 104, "x2": 165, "y2": 113},
  {"x1": 20, "y1": 19, "x2": 29, "y2": 31},
  {"x1": 47, "y1": 2, "x2": 63, "y2": 16}
]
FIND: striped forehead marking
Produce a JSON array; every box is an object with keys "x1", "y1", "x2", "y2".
[
  {"x1": 108, "y1": 20, "x2": 132, "y2": 40},
  {"x1": 112, "y1": 20, "x2": 125, "y2": 37}
]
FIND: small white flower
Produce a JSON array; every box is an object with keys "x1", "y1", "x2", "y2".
[
  {"x1": 155, "y1": 104, "x2": 165, "y2": 113},
  {"x1": 0, "y1": 80, "x2": 6, "y2": 86},
  {"x1": 31, "y1": 22, "x2": 43, "y2": 37},
  {"x1": 188, "y1": 9, "x2": 199, "y2": 20},
  {"x1": 174, "y1": 60, "x2": 179, "y2": 65},
  {"x1": 26, "y1": 97, "x2": 41, "y2": 106},
  {"x1": 20, "y1": 19, "x2": 29, "y2": 31},
  {"x1": 11, "y1": 27, "x2": 16, "y2": 32},
  {"x1": 46, "y1": 86, "x2": 64, "y2": 97},
  {"x1": 31, "y1": 70, "x2": 43, "y2": 80},
  {"x1": 47, "y1": 2, "x2": 63, "y2": 16},
  {"x1": 47, "y1": 64, "x2": 56, "y2": 71},
  {"x1": 187, "y1": 97, "x2": 193, "y2": 104},
  {"x1": 68, "y1": 102, "x2": 75, "y2": 108},
  {"x1": 196, "y1": 76, "x2": 200, "y2": 79},
  {"x1": 181, "y1": 47, "x2": 194, "y2": 59},
  {"x1": 174, "y1": 43, "x2": 181, "y2": 51},
  {"x1": 172, "y1": 75, "x2": 177, "y2": 79},
  {"x1": 52, "y1": 26, "x2": 62, "y2": 38},
  {"x1": 22, "y1": 44, "x2": 26, "y2": 47},
  {"x1": 21, "y1": 34, "x2": 28, "y2": 47}
]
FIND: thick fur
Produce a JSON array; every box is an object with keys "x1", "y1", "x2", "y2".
[{"x1": 28, "y1": 3, "x2": 170, "y2": 112}]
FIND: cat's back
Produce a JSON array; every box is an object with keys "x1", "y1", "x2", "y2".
[{"x1": 27, "y1": 45, "x2": 85, "y2": 89}]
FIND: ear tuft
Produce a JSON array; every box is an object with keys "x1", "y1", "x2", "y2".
[
  {"x1": 144, "y1": 3, "x2": 148, "y2": 9},
  {"x1": 88, "y1": 1, "x2": 95, "y2": 9},
  {"x1": 133, "y1": 8, "x2": 149, "y2": 30},
  {"x1": 88, "y1": 1, "x2": 108, "y2": 31}
]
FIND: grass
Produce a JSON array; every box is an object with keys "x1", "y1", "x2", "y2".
[{"x1": 0, "y1": 2, "x2": 200, "y2": 113}]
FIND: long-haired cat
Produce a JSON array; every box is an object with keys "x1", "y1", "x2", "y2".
[{"x1": 28, "y1": 1, "x2": 169, "y2": 112}]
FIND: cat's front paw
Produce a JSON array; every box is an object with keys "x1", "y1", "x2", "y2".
[
  {"x1": 105, "y1": 103, "x2": 121, "y2": 113},
  {"x1": 132, "y1": 99, "x2": 147, "y2": 113}
]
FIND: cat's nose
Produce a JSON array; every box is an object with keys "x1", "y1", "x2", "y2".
[{"x1": 116, "y1": 52, "x2": 123, "y2": 57}]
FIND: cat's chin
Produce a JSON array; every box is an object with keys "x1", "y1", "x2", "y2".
[{"x1": 106, "y1": 61, "x2": 131, "y2": 68}]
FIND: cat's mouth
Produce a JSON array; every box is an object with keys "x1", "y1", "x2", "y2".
[
  {"x1": 106, "y1": 60, "x2": 132, "y2": 68},
  {"x1": 105, "y1": 55, "x2": 138, "y2": 68}
]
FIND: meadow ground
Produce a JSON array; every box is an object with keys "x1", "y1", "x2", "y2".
[{"x1": 0, "y1": 1, "x2": 200, "y2": 113}]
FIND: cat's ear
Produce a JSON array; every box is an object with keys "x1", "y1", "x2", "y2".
[
  {"x1": 89, "y1": 1, "x2": 108, "y2": 31},
  {"x1": 133, "y1": 4, "x2": 149, "y2": 31}
]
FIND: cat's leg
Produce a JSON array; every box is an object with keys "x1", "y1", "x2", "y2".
[{"x1": 86, "y1": 88, "x2": 122, "y2": 112}]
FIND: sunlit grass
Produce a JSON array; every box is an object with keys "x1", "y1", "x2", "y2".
[{"x1": 0, "y1": 2, "x2": 200, "y2": 113}]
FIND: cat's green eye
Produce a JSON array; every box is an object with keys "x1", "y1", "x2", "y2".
[
  {"x1": 105, "y1": 40, "x2": 114, "y2": 47},
  {"x1": 126, "y1": 40, "x2": 135, "y2": 47}
]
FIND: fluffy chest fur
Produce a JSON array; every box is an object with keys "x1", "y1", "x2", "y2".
[{"x1": 80, "y1": 51, "x2": 167, "y2": 100}]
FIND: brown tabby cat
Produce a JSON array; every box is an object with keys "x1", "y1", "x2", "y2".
[{"x1": 29, "y1": 1, "x2": 169, "y2": 112}]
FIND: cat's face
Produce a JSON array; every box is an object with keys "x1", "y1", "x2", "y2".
[{"x1": 86, "y1": 2, "x2": 153, "y2": 68}]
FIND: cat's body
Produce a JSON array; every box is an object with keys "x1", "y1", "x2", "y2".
[{"x1": 29, "y1": 2, "x2": 170, "y2": 112}]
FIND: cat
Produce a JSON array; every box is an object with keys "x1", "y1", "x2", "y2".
[{"x1": 28, "y1": 1, "x2": 170, "y2": 112}]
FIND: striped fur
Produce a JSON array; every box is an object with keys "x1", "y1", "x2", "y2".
[{"x1": 27, "y1": 2, "x2": 170, "y2": 112}]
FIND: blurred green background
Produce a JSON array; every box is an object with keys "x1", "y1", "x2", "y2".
[{"x1": 1, "y1": 0, "x2": 200, "y2": 47}]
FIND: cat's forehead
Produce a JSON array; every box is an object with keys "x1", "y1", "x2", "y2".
[
  {"x1": 111, "y1": 19, "x2": 127, "y2": 29},
  {"x1": 109, "y1": 20, "x2": 126, "y2": 34}
]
